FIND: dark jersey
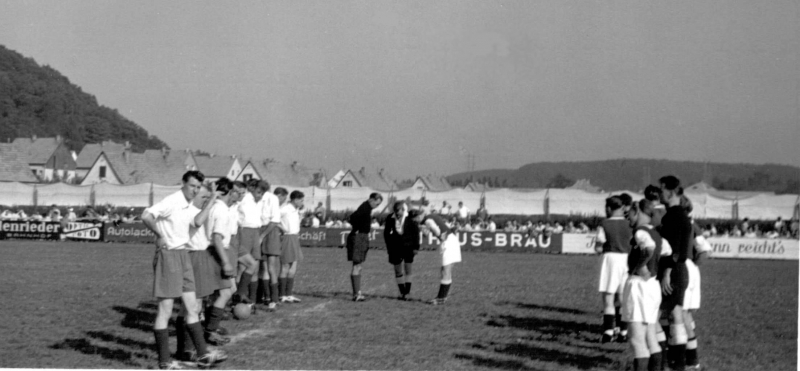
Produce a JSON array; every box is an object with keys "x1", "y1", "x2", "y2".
[
  {"x1": 348, "y1": 201, "x2": 373, "y2": 234},
  {"x1": 383, "y1": 214, "x2": 421, "y2": 252},
  {"x1": 601, "y1": 218, "x2": 632, "y2": 254},
  {"x1": 660, "y1": 205, "x2": 693, "y2": 265},
  {"x1": 628, "y1": 226, "x2": 662, "y2": 277},
  {"x1": 651, "y1": 206, "x2": 667, "y2": 229}
]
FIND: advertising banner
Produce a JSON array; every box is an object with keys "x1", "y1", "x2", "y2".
[
  {"x1": 297, "y1": 228, "x2": 562, "y2": 253},
  {"x1": 104, "y1": 222, "x2": 156, "y2": 243},
  {"x1": 62, "y1": 221, "x2": 104, "y2": 241},
  {"x1": 706, "y1": 237, "x2": 798, "y2": 260},
  {"x1": 0, "y1": 220, "x2": 61, "y2": 240},
  {"x1": 561, "y1": 233, "x2": 599, "y2": 255}
]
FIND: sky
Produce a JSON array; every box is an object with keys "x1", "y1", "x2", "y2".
[{"x1": 1, "y1": 0, "x2": 798, "y2": 179}]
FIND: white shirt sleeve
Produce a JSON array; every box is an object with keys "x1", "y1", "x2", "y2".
[
  {"x1": 425, "y1": 219, "x2": 442, "y2": 237},
  {"x1": 660, "y1": 237, "x2": 673, "y2": 256},
  {"x1": 595, "y1": 226, "x2": 607, "y2": 244},
  {"x1": 634, "y1": 230, "x2": 656, "y2": 251},
  {"x1": 695, "y1": 235, "x2": 712, "y2": 253}
]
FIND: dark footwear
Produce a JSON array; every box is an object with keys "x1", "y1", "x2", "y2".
[
  {"x1": 601, "y1": 333, "x2": 614, "y2": 343},
  {"x1": 353, "y1": 293, "x2": 366, "y2": 302},
  {"x1": 197, "y1": 349, "x2": 228, "y2": 368},
  {"x1": 205, "y1": 330, "x2": 231, "y2": 346}
]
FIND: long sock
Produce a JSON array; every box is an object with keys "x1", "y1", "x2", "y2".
[
  {"x1": 633, "y1": 358, "x2": 648, "y2": 371},
  {"x1": 668, "y1": 324, "x2": 687, "y2": 370},
  {"x1": 602, "y1": 314, "x2": 616, "y2": 337},
  {"x1": 262, "y1": 279, "x2": 271, "y2": 301},
  {"x1": 405, "y1": 282, "x2": 412, "y2": 295},
  {"x1": 206, "y1": 307, "x2": 224, "y2": 333},
  {"x1": 395, "y1": 274, "x2": 406, "y2": 295},
  {"x1": 686, "y1": 337, "x2": 698, "y2": 366},
  {"x1": 351, "y1": 274, "x2": 361, "y2": 295},
  {"x1": 154, "y1": 329, "x2": 171, "y2": 365},
  {"x1": 186, "y1": 322, "x2": 208, "y2": 356},
  {"x1": 278, "y1": 277, "x2": 286, "y2": 297},
  {"x1": 248, "y1": 281, "x2": 258, "y2": 303},
  {"x1": 270, "y1": 283, "x2": 279, "y2": 303},
  {"x1": 656, "y1": 329, "x2": 667, "y2": 371},
  {"x1": 286, "y1": 277, "x2": 294, "y2": 296},
  {"x1": 617, "y1": 307, "x2": 628, "y2": 337},
  {"x1": 648, "y1": 352, "x2": 661, "y2": 371},
  {"x1": 398, "y1": 284, "x2": 407, "y2": 295},
  {"x1": 237, "y1": 272, "x2": 252, "y2": 298},
  {"x1": 176, "y1": 317, "x2": 187, "y2": 354},
  {"x1": 437, "y1": 284, "x2": 451, "y2": 299},
  {"x1": 615, "y1": 307, "x2": 623, "y2": 335},
  {"x1": 256, "y1": 279, "x2": 266, "y2": 303}
]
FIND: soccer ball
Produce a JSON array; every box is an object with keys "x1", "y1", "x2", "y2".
[{"x1": 233, "y1": 303, "x2": 251, "y2": 320}]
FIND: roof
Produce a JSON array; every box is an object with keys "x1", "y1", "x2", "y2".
[
  {"x1": 327, "y1": 169, "x2": 346, "y2": 188},
  {"x1": 76, "y1": 141, "x2": 130, "y2": 169},
  {"x1": 11, "y1": 136, "x2": 61, "y2": 164},
  {"x1": 567, "y1": 179, "x2": 603, "y2": 193},
  {"x1": 684, "y1": 181, "x2": 771, "y2": 200},
  {"x1": 414, "y1": 175, "x2": 452, "y2": 191},
  {"x1": 346, "y1": 167, "x2": 398, "y2": 192},
  {"x1": 0, "y1": 144, "x2": 39, "y2": 182},
  {"x1": 194, "y1": 155, "x2": 237, "y2": 178},
  {"x1": 248, "y1": 160, "x2": 326, "y2": 187},
  {"x1": 100, "y1": 150, "x2": 194, "y2": 185}
]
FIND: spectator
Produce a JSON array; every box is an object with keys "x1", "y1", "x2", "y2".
[
  {"x1": 47, "y1": 205, "x2": 61, "y2": 222},
  {"x1": 774, "y1": 217, "x2": 785, "y2": 234},
  {"x1": 66, "y1": 207, "x2": 77, "y2": 222},
  {"x1": 741, "y1": 218, "x2": 750, "y2": 233},
  {"x1": 476, "y1": 204, "x2": 489, "y2": 222},
  {"x1": 744, "y1": 227, "x2": 757, "y2": 238},
  {"x1": 577, "y1": 222, "x2": 589, "y2": 234},
  {"x1": 553, "y1": 222, "x2": 564, "y2": 234},
  {"x1": 370, "y1": 217, "x2": 381, "y2": 229},
  {"x1": 311, "y1": 213, "x2": 321, "y2": 228},
  {"x1": 791, "y1": 218, "x2": 799, "y2": 238},
  {"x1": 16, "y1": 209, "x2": 27, "y2": 220},
  {"x1": 325, "y1": 217, "x2": 334, "y2": 228},
  {"x1": 122, "y1": 209, "x2": 137, "y2": 223},
  {"x1": 486, "y1": 217, "x2": 497, "y2": 232},
  {"x1": 301, "y1": 212, "x2": 314, "y2": 228},
  {"x1": 314, "y1": 202, "x2": 326, "y2": 220},
  {"x1": 0, "y1": 209, "x2": 16, "y2": 220},
  {"x1": 332, "y1": 219, "x2": 343, "y2": 228},
  {"x1": 765, "y1": 229, "x2": 780, "y2": 239},
  {"x1": 456, "y1": 201, "x2": 470, "y2": 224},
  {"x1": 503, "y1": 220, "x2": 514, "y2": 232},
  {"x1": 470, "y1": 220, "x2": 482, "y2": 231},
  {"x1": 31, "y1": 212, "x2": 44, "y2": 221},
  {"x1": 440, "y1": 201, "x2": 452, "y2": 216},
  {"x1": 342, "y1": 219, "x2": 352, "y2": 229},
  {"x1": 709, "y1": 224, "x2": 718, "y2": 236},
  {"x1": 565, "y1": 221, "x2": 576, "y2": 233}
]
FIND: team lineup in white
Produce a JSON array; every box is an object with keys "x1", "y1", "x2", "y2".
[{"x1": 141, "y1": 170, "x2": 705, "y2": 370}]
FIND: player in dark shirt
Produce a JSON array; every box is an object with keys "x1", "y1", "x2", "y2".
[
  {"x1": 346, "y1": 193, "x2": 383, "y2": 302},
  {"x1": 658, "y1": 176, "x2": 693, "y2": 371},
  {"x1": 383, "y1": 201, "x2": 421, "y2": 300}
]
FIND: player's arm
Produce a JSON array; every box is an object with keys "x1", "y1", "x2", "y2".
[
  {"x1": 694, "y1": 234, "x2": 711, "y2": 266},
  {"x1": 632, "y1": 230, "x2": 656, "y2": 279},
  {"x1": 192, "y1": 184, "x2": 218, "y2": 228},
  {"x1": 212, "y1": 232, "x2": 234, "y2": 277},
  {"x1": 424, "y1": 219, "x2": 443, "y2": 242},
  {"x1": 594, "y1": 226, "x2": 606, "y2": 254},
  {"x1": 382, "y1": 216, "x2": 393, "y2": 242}
]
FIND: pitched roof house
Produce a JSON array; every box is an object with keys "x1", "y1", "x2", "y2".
[
  {"x1": 9, "y1": 135, "x2": 77, "y2": 182},
  {"x1": 237, "y1": 160, "x2": 327, "y2": 188}
]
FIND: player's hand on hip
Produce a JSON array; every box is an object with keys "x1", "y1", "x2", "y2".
[{"x1": 661, "y1": 275, "x2": 673, "y2": 295}]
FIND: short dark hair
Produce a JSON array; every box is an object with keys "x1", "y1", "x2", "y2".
[
  {"x1": 618, "y1": 193, "x2": 633, "y2": 206},
  {"x1": 632, "y1": 198, "x2": 655, "y2": 217},
  {"x1": 252, "y1": 180, "x2": 270, "y2": 192},
  {"x1": 369, "y1": 192, "x2": 383, "y2": 201},
  {"x1": 246, "y1": 179, "x2": 259, "y2": 189},
  {"x1": 605, "y1": 196, "x2": 623, "y2": 211},
  {"x1": 274, "y1": 187, "x2": 288, "y2": 196},
  {"x1": 215, "y1": 177, "x2": 233, "y2": 195},
  {"x1": 232, "y1": 181, "x2": 247, "y2": 189},
  {"x1": 659, "y1": 175, "x2": 681, "y2": 191},
  {"x1": 290, "y1": 190, "x2": 304, "y2": 200},
  {"x1": 644, "y1": 185, "x2": 661, "y2": 201},
  {"x1": 182, "y1": 170, "x2": 205, "y2": 183},
  {"x1": 393, "y1": 200, "x2": 406, "y2": 213}
]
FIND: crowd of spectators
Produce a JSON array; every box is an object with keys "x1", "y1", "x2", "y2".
[{"x1": 3, "y1": 202, "x2": 798, "y2": 240}]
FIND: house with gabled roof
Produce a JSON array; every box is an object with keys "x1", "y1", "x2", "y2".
[
  {"x1": 464, "y1": 181, "x2": 491, "y2": 192},
  {"x1": 327, "y1": 169, "x2": 346, "y2": 188},
  {"x1": 331, "y1": 167, "x2": 398, "y2": 192},
  {"x1": 409, "y1": 175, "x2": 452, "y2": 191},
  {"x1": 0, "y1": 144, "x2": 39, "y2": 183},
  {"x1": 193, "y1": 154, "x2": 241, "y2": 182},
  {"x1": 236, "y1": 160, "x2": 327, "y2": 188},
  {"x1": 81, "y1": 148, "x2": 197, "y2": 186},
  {"x1": 75, "y1": 140, "x2": 131, "y2": 180},
  {"x1": 9, "y1": 135, "x2": 77, "y2": 182}
]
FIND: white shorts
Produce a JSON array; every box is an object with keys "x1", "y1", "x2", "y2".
[
  {"x1": 598, "y1": 252, "x2": 628, "y2": 294},
  {"x1": 441, "y1": 233, "x2": 462, "y2": 266},
  {"x1": 621, "y1": 276, "x2": 662, "y2": 324},
  {"x1": 683, "y1": 260, "x2": 701, "y2": 310}
]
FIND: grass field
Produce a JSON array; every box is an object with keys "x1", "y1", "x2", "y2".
[{"x1": 0, "y1": 241, "x2": 796, "y2": 370}]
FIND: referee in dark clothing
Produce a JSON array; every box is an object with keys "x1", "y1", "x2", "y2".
[
  {"x1": 346, "y1": 192, "x2": 383, "y2": 301},
  {"x1": 658, "y1": 175, "x2": 693, "y2": 371}
]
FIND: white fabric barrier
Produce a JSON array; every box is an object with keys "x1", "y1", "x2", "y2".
[
  {"x1": 0, "y1": 182, "x2": 34, "y2": 206},
  {"x1": 561, "y1": 233, "x2": 799, "y2": 260},
  {"x1": 36, "y1": 183, "x2": 92, "y2": 206},
  {"x1": 484, "y1": 189, "x2": 546, "y2": 215},
  {"x1": 549, "y1": 189, "x2": 607, "y2": 216},
  {"x1": 94, "y1": 183, "x2": 152, "y2": 207},
  {"x1": 738, "y1": 194, "x2": 798, "y2": 220},
  {"x1": 152, "y1": 184, "x2": 182, "y2": 204}
]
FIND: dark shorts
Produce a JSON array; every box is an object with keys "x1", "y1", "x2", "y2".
[
  {"x1": 189, "y1": 249, "x2": 232, "y2": 299},
  {"x1": 230, "y1": 234, "x2": 246, "y2": 258},
  {"x1": 347, "y1": 232, "x2": 370, "y2": 264},
  {"x1": 262, "y1": 227, "x2": 282, "y2": 258},
  {"x1": 387, "y1": 248, "x2": 416, "y2": 265},
  {"x1": 152, "y1": 248, "x2": 195, "y2": 298},
  {"x1": 280, "y1": 235, "x2": 303, "y2": 264},
  {"x1": 661, "y1": 262, "x2": 689, "y2": 311},
  {"x1": 239, "y1": 227, "x2": 261, "y2": 258}
]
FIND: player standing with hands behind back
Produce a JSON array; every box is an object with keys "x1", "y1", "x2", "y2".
[{"x1": 346, "y1": 193, "x2": 383, "y2": 302}]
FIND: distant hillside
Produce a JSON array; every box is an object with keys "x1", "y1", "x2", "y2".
[
  {"x1": 0, "y1": 45, "x2": 167, "y2": 152},
  {"x1": 447, "y1": 159, "x2": 800, "y2": 194}
]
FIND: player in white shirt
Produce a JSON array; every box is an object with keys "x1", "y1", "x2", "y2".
[
  {"x1": 256, "y1": 181, "x2": 283, "y2": 309},
  {"x1": 141, "y1": 171, "x2": 226, "y2": 369},
  {"x1": 277, "y1": 190, "x2": 305, "y2": 303}
]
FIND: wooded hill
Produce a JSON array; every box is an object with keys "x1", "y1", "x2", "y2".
[
  {"x1": 0, "y1": 45, "x2": 167, "y2": 152},
  {"x1": 447, "y1": 159, "x2": 800, "y2": 194}
]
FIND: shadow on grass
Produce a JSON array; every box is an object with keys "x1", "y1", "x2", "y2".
[
  {"x1": 49, "y1": 337, "x2": 149, "y2": 367},
  {"x1": 487, "y1": 315, "x2": 601, "y2": 343},
  {"x1": 492, "y1": 342, "x2": 617, "y2": 370},
  {"x1": 455, "y1": 353, "x2": 544, "y2": 371},
  {"x1": 496, "y1": 301, "x2": 592, "y2": 315},
  {"x1": 112, "y1": 303, "x2": 178, "y2": 335},
  {"x1": 297, "y1": 290, "x2": 431, "y2": 304}
]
